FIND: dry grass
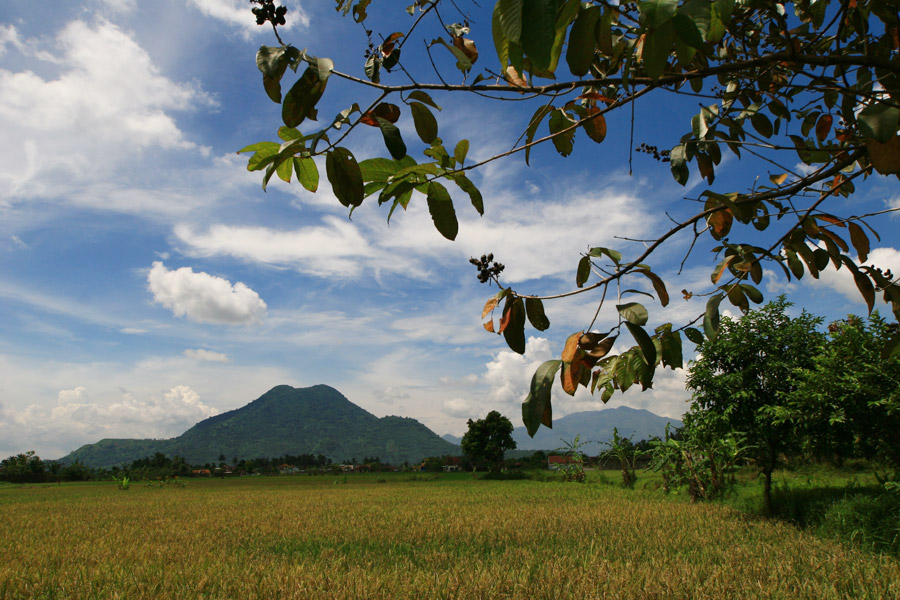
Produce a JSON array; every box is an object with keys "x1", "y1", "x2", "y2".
[{"x1": 1, "y1": 476, "x2": 897, "y2": 599}]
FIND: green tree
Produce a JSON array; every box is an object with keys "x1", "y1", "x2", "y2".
[
  {"x1": 600, "y1": 427, "x2": 642, "y2": 488},
  {"x1": 461, "y1": 410, "x2": 517, "y2": 472},
  {"x1": 241, "y1": 1, "x2": 900, "y2": 434},
  {"x1": 685, "y1": 297, "x2": 823, "y2": 514},
  {"x1": 780, "y1": 313, "x2": 900, "y2": 473},
  {"x1": 0, "y1": 451, "x2": 47, "y2": 484}
]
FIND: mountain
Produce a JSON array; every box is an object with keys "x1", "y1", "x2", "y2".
[
  {"x1": 59, "y1": 385, "x2": 459, "y2": 468},
  {"x1": 510, "y1": 407, "x2": 682, "y2": 455}
]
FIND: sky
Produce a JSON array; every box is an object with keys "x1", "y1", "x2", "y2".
[{"x1": 1, "y1": 1, "x2": 898, "y2": 460}]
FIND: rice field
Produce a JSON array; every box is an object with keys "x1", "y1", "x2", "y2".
[{"x1": 1, "y1": 475, "x2": 898, "y2": 599}]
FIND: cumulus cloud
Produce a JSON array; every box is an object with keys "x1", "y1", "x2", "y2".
[
  {"x1": 183, "y1": 348, "x2": 230, "y2": 363},
  {"x1": 0, "y1": 385, "x2": 219, "y2": 457},
  {"x1": 0, "y1": 19, "x2": 213, "y2": 201},
  {"x1": 189, "y1": 0, "x2": 309, "y2": 31},
  {"x1": 174, "y1": 219, "x2": 376, "y2": 278},
  {"x1": 812, "y1": 246, "x2": 900, "y2": 306},
  {"x1": 147, "y1": 261, "x2": 267, "y2": 324},
  {"x1": 442, "y1": 397, "x2": 476, "y2": 419}
]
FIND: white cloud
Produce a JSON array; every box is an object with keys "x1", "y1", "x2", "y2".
[
  {"x1": 0, "y1": 25, "x2": 22, "y2": 57},
  {"x1": 189, "y1": 0, "x2": 309, "y2": 31},
  {"x1": 0, "y1": 20, "x2": 213, "y2": 202},
  {"x1": 443, "y1": 397, "x2": 476, "y2": 419},
  {"x1": 174, "y1": 219, "x2": 377, "y2": 278},
  {"x1": 147, "y1": 261, "x2": 267, "y2": 324},
  {"x1": 184, "y1": 348, "x2": 231, "y2": 363},
  {"x1": 812, "y1": 246, "x2": 900, "y2": 307}
]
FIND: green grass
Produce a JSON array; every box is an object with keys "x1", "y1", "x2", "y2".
[{"x1": 0, "y1": 474, "x2": 897, "y2": 599}]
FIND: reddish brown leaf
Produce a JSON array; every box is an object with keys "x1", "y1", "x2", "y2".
[
  {"x1": 697, "y1": 153, "x2": 715, "y2": 184},
  {"x1": 561, "y1": 359, "x2": 582, "y2": 396},
  {"x1": 582, "y1": 107, "x2": 607, "y2": 144},
  {"x1": 360, "y1": 103, "x2": 401, "y2": 127},
  {"x1": 866, "y1": 135, "x2": 900, "y2": 174},
  {"x1": 817, "y1": 214, "x2": 846, "y2": 227},
  {"x1": 452, "y1": 36, "x2": 478, "y2": 63},
  {"x1": 815, "y1": 114, "x2": 833, "y2": 142},
  {"x1": 848, "y1": 221, "x2": 870, "y2": 263},
  {"x1": 498, "y1": 301, "x2": 514, "y2": 333},
  {"x1": 682, "y1": 289, "x2": 693, "y2": 300},
  {"x1": 707, "y1": 209, "x2": 733, "y2": 239},
  {"x1": 769, "y1": 173, "x2": 788, "y2": 185},
  {"x1": 576, "y1": 92, "x2": 617, "y2": 105},
  {"x1": 483, "y1": 320, "x2": 495, "y2": 333},
  {"x1": 482, "y1": 297, "x2": 499, "y2": 319},
  {"x1": 561, "y1": 332, "x2": 582, "y2": 363},
  {"x1": 504, "y1": 66, "x2": 528, "y2": 89}
]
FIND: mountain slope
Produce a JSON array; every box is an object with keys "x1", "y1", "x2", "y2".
[
  {"x1": 60, "y1": 385, "x2": 458, "y2": 468},
  {"x1": 511, "y1": 407, "x2": 682, "y2": 454}
]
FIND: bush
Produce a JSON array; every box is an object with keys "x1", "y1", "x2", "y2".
[{"x1": 817, "y1": 493, "x2": 900, "y2": 556}]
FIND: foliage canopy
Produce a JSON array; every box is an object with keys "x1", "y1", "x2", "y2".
[
  {"x1": 241, "y1": 0, "x2": 900, "y2": 435},
  {"x1": 461, "y1": 410, "x2": 517, "y2": 471}
]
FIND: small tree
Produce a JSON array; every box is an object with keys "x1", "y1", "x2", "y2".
[
  {"x1": 557, "y1": 435, "x2": 587, "y2": 483},
  {"x1": 461, "y1": 410, "x2": 517, "y2": 473},
  {"x1": 601, "y1": 428, "x2": 642, "y2": 488},
  {"x1": 686, "y1": 297, "x2": 823, "y2": 514}
]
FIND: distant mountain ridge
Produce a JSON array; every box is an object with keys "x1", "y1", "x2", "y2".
[
  {"x1": 60, "y1": 385, "x2": 458, "y2": 468},
  {"x1": 442, "y1": 407, "x2": 682, "y2": 455}
]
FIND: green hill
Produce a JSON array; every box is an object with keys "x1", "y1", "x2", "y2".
[{"x1": 59, "y1": 385, "x2": 458, "y2": 468}]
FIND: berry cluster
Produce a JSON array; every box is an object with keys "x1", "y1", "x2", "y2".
[
  {"x1": 469, "y1": 253, "x2": 505, "y2": 284},
  {"x1": 251, "y1": 0, "x2": 287, "y2": 26},
  {"x1": 635, "y1": 142, "x2": 670, "y2": 162}
]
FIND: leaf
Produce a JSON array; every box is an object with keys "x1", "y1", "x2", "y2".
[
  {"x1": 256, "y1": 45, "x2": 290, "y2": 103},
  {"x1": 325, "y1": 147, "x2": 364, "y2": 207},
  {"x1": 769, "y1": 173, "x2": 788, "y2": 185},
  {"x1": 617, "y1": 302, "x2": 649, "y2": 326},
  {"x1": 669, "y1": 144, "x2": 689, "y2": 185},
  {"x1": 815, "y1": 114, "x2": 833, "y2": 142},
  {"x1": 548, "y1": 108, "x2": 576, "y2": 156},
  {"x1": 502, "y1": 296, "x2": 527, "y2": 354},
  {"x1": 625, "y1": 321, "x2": 657, "y2": 366},
  {"x1": 636, "y1": 268, "x2": 669, "y2": 306},
  {"x1": 430, "y1": 37, "x2": 473, "y2": 72},
  {"x1": 858, "y1": 102, "x2": 900, "y2": 143},
  {"x1": 640, "y1": 0, "x2": 679, "y2": 27},
  {"x1": 525, "y1": 104, "x2": 554, "y2": 165},
  {"x1": 684, "y1": 327, "x2": 704, "y2": 345},
  {"x1": 582, "y1": 107, "x2": 607, "y2": 144},
  {"x1": 282, "y1": 66, "x2": 326, "y2": 128},
  {"x1": 642, "y1": 19, "x2": 676, "y2": 81},
  {"x1": 525, "y1": 297, "x2": 550, "y2": 331},
  {"x1": 374, "y1": 117, "x2": 407, "y2": 160},
  {"x1": 358, "y1": 157, "x2": 401, "y2": 183},
  {"x1": 293, "y1": 157, "x2": 319, "y2": 192},
  {"x1": 426, "y1": 182, "x2": 458, "y2": 240},
  {"x1": 496, "y1": 0, "x2": 524, "y2": 45},
  {"x1": 848, "y1": 221, "x2": 870, "y2": 263},
  {"x1": 447, "y1": 173, "x2": 483, "y2": 215},
  {"x1": 407, "y1": 90, "x2": 442, "y2": 111},
  {"x1": 703, "y1": 293, "x2": 723, "y2": 342},
  {"x1": 707, "y1": 209, "x2": 734, "y2": 240},
  {"x1": 522, "y1": 359, "x2": 561, "y2": 437},
  {"x1": 410, "y1": 102, "x2": 439, "y2": 144},
  {"x1": 454, "y1": 139, "x2": 469, "y2": 165},
  {"x1": 576, "y1": 256, "x2": 591, "y2": 287},
  {"x1": 360, "y1": 103, "x2": 401, "y2": 126},
  {"x1": 711, "y1": 254, "x2": 736, "y2": 284},
  {"x1": 276, "y1": 153, "x2": 293, "y2": 182},
  {"x1": 866, "y1": 135, "x2": 900, "y2": 175},
  {"x1": 566, "y1": 6, "x2": 601, "y2": 77},
  {"x1": 739, "y1": 283, "x2": 763, "y2": 304},
  {"x1": 659, "y1": 331, "x2": 683, "y2": 370},
  {"x1": 750, "y1": 112, "x2": 773, "y2": 138},
  {"x1": 521, "y1": 0, "x2": 557, "y2": 73}
]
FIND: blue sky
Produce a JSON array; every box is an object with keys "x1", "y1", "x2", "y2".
[{"x1": 1, "y1": 1, "x2": 898, "y2": 459}]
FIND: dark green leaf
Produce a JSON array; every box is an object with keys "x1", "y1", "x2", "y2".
[
  {"x1": 858, "y1": 102, "x2": 900, "y2": 143},
  {"x1": 454, "y1": 139, "x2": 469, "y2": 165},
  {"x1": 525, "y1": 297, "x2": 550, "y2": 331},
  {"x1": 256, "y1": 45, "x2": 289, "y2": 103},
  {"x1": 376, "y1": 117, "x2": 407, "y2": 160},
  {"x1": 447, "y1": 172, "x2": 483, "y2": 215},
  {"x1": 548, "y1": 108, "x2": 576, "y2": 156},
  {"x1": 407, "y1": 90, "x2": 442, "y2": 111},
  {"x1": 576, "y1": 256, "x2": 591, "y2": 287},
  {"x1": 522, "y1": 359, "x2": 561, "y2": 436},
  {"x1": 625, "y1": 321, "x2": 657, "y2": 366},
  {"x1": 282, "y1": 67, "x2": 326, "y2": 128},
  {"x1": 525, "y1": 104, "x2": 554, "y2": 165},
  {"x1": 410, "y1": 102, "x2": 439, "y2": 144},
  {"x1": 426, "y1": 181, "x2": 458, "y2": 240},
  {"x1": 326, "y1": 147, "x2": 364, "y2": 207},
  {"x1": 521, "y1": 0, "x2": 557, "y2": 72},
  {"x1": 642, "y1": 19, "x2": 675, "y2": 81},
  {"x1": 502, "y1": 296, "x2": 527, "y2": 354},
  {"x1": 566, "y1": 6, "x2": 601, "y2": 77},
  {"x1": 684, "y1": 327, "x2": 704, "y2": 345},
  {"x1": 703, "y1": 293, "x2": 723, "y2": 342},
  {"x1": 660, "y1": 331, "x2": 683, "y2": 370},
  {"x1": 636, "y1": 268, "x2": 669, "y2": 306}
]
